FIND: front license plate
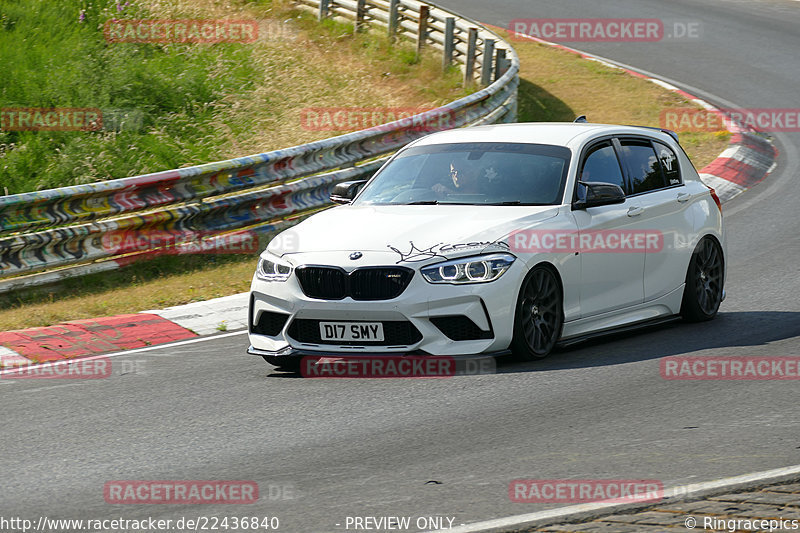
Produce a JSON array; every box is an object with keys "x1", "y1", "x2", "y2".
[{"x1": 319, "y1": 321, "x2": 385, "y2": 342}]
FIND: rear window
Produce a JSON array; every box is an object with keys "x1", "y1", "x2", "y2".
[{"x1": 654, "y1": 141, "x2": 682, "y2": 186}]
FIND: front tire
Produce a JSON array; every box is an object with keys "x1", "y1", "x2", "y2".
[
  {"x1": 511, "y1": 266, "x2": 564, "y2": 360},
  {"x1": 680, "y1": 237, "x2": 724, "y2": 322}
]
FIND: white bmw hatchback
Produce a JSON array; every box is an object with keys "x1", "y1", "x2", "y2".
[{"x1": 248, "y1": 122, "x2": 725, "y2": 366}]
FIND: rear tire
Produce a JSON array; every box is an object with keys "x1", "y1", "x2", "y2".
[
  {"x1": 511, "y1": 266, "x2": 564, "y2": 360},
  {"x1": 680, "y1": 237, "x2": 724, "y2": 322}
]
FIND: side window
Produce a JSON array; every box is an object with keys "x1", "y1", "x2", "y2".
[
  {"x1": 620, "y1": 139, "x2": 667, "y2": 194},
  {"x1": 654, "y1": 141, "x2": 681, "y2": 186},
  {"x1": 579, "y1": 142, "x2": 626, "y2": 192}
]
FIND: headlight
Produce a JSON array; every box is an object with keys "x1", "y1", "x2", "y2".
[
  {"x1": 421, "y1": 253, "x2": 515, "y2": 284},
  {"x1": 256, "y1": 253, "x2": 293, "y2": 282}
]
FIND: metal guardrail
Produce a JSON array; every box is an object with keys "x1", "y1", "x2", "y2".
[{"x1": 0, "y1": 0, "x2": 518, "y2": 292}]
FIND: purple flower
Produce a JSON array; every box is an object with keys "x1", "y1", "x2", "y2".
[{"x1": 79, "y1": 10, "x2": 86, "y2": 22}]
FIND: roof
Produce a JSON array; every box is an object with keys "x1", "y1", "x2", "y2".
[{"x1": 410, "y1": 122, "x2": 677, "y2": 149}]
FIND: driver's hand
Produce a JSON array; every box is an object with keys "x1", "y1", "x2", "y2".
[{"x1": 432, "y1": 183, "x2": 448, "y2": 194}]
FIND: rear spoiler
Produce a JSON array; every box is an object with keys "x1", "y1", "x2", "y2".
[
  {"x1": 574, "y1": 116, "x2": 679, "y2": 143},
  {"x1": 627, "y1": 125, "x2": 680, "y2": 143}
]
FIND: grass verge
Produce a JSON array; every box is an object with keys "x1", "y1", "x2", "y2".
[{"x1": 0, "y1": 6, "x2": 731, "y2": 333}]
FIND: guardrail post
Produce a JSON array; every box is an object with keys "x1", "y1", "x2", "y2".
[
  {"x1": 494, "y1": 48, "x2": 508, "y2": 81},
  {"x1": 463, "y1": 27, "x2": 478, "y2": 86},
  {"x1": 319, "y1": 0, "x2": 330, "y2": 21},
  {"x1": 388, "y1": 0, "x2": 400, "y2": 40},
  {"x1": 443, "y1": 17, "x2": 456, "y2": 71},
  {"x1": 417, "y1": 5, "x2": 429, "y2": 56},
  {"x1": 355, "y1": 0, "x2": 367, "y2": 33},
  {"x1": 481, "y1": 38, "x2": 495, "y2": 86}
]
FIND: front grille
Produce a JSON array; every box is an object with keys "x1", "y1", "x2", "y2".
[
  {"x1": 251, "y1": 310, "x2": 290, "y2": 336},
  {"x1": 430, "y1": 316, "x2": 493, "y2": 341},
  {"x1": 350, "y1": 268, "x2": 414, "y2": 300},
  {"x1": 287, "y1": 319, "x2": 423, "y2": 346},
  {"x1": 295, "y1": 266, "x2": 413, "y2": 301},
  {"x1": 295, "y1": 267, "x2": 347, "y2": 300}
]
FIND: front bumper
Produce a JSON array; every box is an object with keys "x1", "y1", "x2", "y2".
[
  {"x1": 247, "y1": 258, "x2": 523, "y2": 358},
  {"x1": 247, "y1": 344, "x2": 512, "y2": 360}
]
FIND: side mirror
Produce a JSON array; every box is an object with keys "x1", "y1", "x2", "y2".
[
  {"x1": 573, "y1": 181, "x2": 626, "y2": 209},
  {"x1": 330, "y1": 180, "x2": 367, "y2": 204}
]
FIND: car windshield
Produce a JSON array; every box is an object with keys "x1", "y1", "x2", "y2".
[{"x1": 353, "y1": 142, "x2": 571, "y2": 206}]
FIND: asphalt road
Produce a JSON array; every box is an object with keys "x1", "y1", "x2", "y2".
[{"x1": 2, "y1": 1, "x2": 799, "y2": 532}]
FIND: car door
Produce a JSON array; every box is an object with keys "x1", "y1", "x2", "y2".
[
  {"x1": 616, "y1": 137, "x2": 694, "y2": 301},
  {"x1": 571, "y1": 139, "x2": 645, "y2": 318}
]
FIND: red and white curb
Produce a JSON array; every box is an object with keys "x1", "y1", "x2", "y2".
[
  {"x1": 0, "y1": 293, "x2": 248, "y2": 367},
  {"x1": 141, "y1": 292, "x2": 249, "y2": 336},
  {"x1": 506, "y1": 29, "x2": 779, "y2": 204},
  {"x1": 700, "y1": 132, "x2": 778, "y2": 202}
]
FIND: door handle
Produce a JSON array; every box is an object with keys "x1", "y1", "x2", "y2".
[
  {"x1": 677, "y1": 192, "x2": 691, "y2": 203},
  {"x1": 627, "y1": 206, "x2": 644, "y2": 217}
]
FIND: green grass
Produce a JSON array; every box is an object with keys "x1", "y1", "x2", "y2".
[
  {"x1": 0, "y1": 0, "x2": 259, "y2": 193},
  {"x1": 0, "y1": 0, "x2": 468, "y2": 195}
]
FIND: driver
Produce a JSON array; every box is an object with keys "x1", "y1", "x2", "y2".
[{"x1": 432, "y1": 161, "x2": 481, "y2": 195}]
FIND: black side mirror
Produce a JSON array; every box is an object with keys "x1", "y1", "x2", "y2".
[
  {"x1": 330, "y1": 180, "x2": 367, "y2": 204},
  {"x1": 573, "y1": 181, "x2": 626, "y2": 209}
]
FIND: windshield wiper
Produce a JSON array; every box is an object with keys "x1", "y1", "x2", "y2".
[
  {"x1": 486, "y1": 201, "x2": 522, "y2": 205},
  {"x1": 406, "y1": 200, "x2": 439, "y2": 205}
]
